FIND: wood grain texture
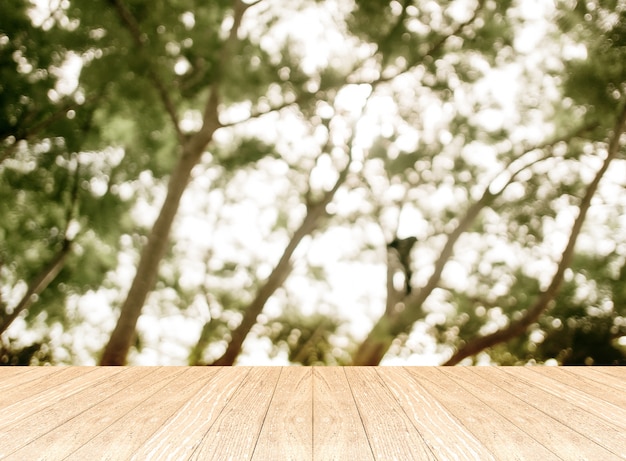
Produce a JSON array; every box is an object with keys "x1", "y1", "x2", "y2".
[
  {"x1": 551, "y1": 367, "x2": 626, "y2": 408},
  {"x1": 5, "y1": 367, "x2": 167, "y2": 461},
  {"x1": 346, "y1": 367, "x2": 437, "y2": 460},
  {"x1": 461, "y1": 367, "x2": 620, "y2": 460},
  {"x1": 0, "y1": 367, "x2": 126, "y2": 457},
  {"x1": 0, "y1": 366, "x2": 57, "y2": 393},
  {"x1": 188, "y1": 367, "x2": 280, "y2": 460},
  {"x1": 312, "y1": 367, "x2": 374, "y2": 460},
  {"x1": 508, "y1": 367, "x2": 626, "y2": 428},
  {"x1": 493, "y1": 367, "x2": 626, "y2": 459},
  {"x1": 566, "y1": 366, "x2": 626, "y2": 392},
  {"x1": 377, "y1": 367, "x2": 495, "y2": 460},
  {"x1": 0, "y1": 366, "x2": 624, "y2": 461},
  {"x1": 67, "y1": 367, "x2": 206, "y2": 460},
  {"x1": 252, "y1": 367, "x2": 312, "y2": 461},
  {"x1": 129, "y1": 366, "x2": 245, "y2": 460},
  {"x1": 404, "y1": 367, "x2": 561, "y2": 460}
]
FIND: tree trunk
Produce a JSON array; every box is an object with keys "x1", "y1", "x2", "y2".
[
  {"x1": 210, "y1": 176, "x2": 343, "y2": 365},
  {"x1": 99, "y1": 0, "x2": 267, "y2": 365},
  {"x1": 100, "y1": 133, "x2": 215, "y2": 365}
]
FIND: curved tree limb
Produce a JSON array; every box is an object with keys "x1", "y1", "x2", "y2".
[
  {"x1": 219, "y1": 99, "x2": 298, "y2": 128},
  {"x1": 443, "y1": 103, "x2": 626, "y2": 365},
  {"x1": 351, "y1": 124, "x2": 596, "y2": 365}
]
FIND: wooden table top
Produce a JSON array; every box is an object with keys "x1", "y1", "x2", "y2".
[{"x1": 0, "y1": 366, "x2": 624, "y2": 460}]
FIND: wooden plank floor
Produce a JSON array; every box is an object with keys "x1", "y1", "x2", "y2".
[{"x1": 0, "y1": 367, "x2": 624, "y2": 460}]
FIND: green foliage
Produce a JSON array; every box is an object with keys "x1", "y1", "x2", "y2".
[
  {"x1": 0, "y1": 336, "x2": 54, "y2": 365},
  {"x1": 216, "y1": 137, "x2": 279, "y2": 171},
  {"x1": 458, "y1": 252, "x2": 626, "y2": 365},
  {"x1": 558, "y1": 2, "x2": 626, "y2": 125},
  {"x1": 220, "y1": 38, "x2": 279, "y2": 105},
  {"x1": 530, "y1": 253, "x2": 626, "y2": 365},
  {"x1": 0, "y1": 0, "x2": 67, "y2": 145},
  {"x1": 461, "y1": 1, "x2": 516, "y2": 60},
  {"x1": 348, "y1": 0, "x2": 401, "y2": 46},
  {"x1": 1, "y1": 1, "x2": 135, "y2": 358},
  {"x1": 266, "y1": 309, "x2": 343, "y2": 365}
]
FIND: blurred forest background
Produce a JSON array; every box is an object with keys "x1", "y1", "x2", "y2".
[{"x1": 1, "y1": 0, "x2": 626, "y2": 366}]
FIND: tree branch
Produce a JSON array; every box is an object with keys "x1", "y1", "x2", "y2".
[
  {"x1": 1, "y1": 93, "x2": 102, "y2": 164},
  {"x1": 0, "y1": 239, "x2": 72, "y2": 335},
  {"x1": 0, "y1": 134, "x2": 84, "y2": 335},
  {"x1": 443, "y1": 103, "x2": 626, "y2": 365},
  {"x1": 376, "y1": 0, "x2": 411, "y2": 68},
  {"x1": 353, "y1": 0, "x2": 485, "y2": 88},
  {"x1": 209, "y1": 163, "x2": 352, "y2": 365},
  {"x1": 197, "y1": 0, "x2": 256, "y2": 144},
  {"x1": 291, "y1": 319, "x2": 330, "y2": 364},
  {"x1": 210, "y1": 102, "x2": 364, "y2": 365},
  {"x1": 109, "y1": 0, "x2": 185, "y2": 144},
  {"x1": 351, "y1": 123, "x2": 594, "y2": 365},
  {"x1": 406, "y1": 125, "x2": 592, "y2": 314},
  {"x1": 218, "y1": 98, "x2": 298, "y2": 128}
]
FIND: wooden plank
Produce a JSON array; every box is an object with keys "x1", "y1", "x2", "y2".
[
  {"x1": 456, "y1": 367, "x2": 621, "y2": 460},
  {"x1": 252, "y1": 367, "x2": 312, "y2": 461},
  {"x1": 345, "y1": 367, "x2": 436, "y2": 460},
  {"x1": 0, "y1": 366, "x2": 29, "y2": 379},
  {"x1": 548, "y1": 367, "x2": 626, "y2": 408},
  {"x1": 563, "y1": 367, "x2": 626, "y2": 392},
  {"x1": 0, "y1": 367, "x2": 87, "y2": 404},
  {"x1": 560, "y1": 367, "x2": 626, "y2": 392},
  {"x1": 377, "y1": 367, "x2": 495, "y2": 460},
  {"x1": 129, "y1": 366, "x2": 249, "y2": 460},
  {"x1": 0, "y1": 367, "x2": 117, "y2": 431},
  {"x1": 589, "y1": 366, "x2": 626, "y2": 380},
  {"x1": 3, "y1": 367, "x2": 177, "y2": 461},
  {"x1": 511, "y1": 367, "x2": 626, "y2": 428},
  {"x1": 188, "y1": 367, "x2": 281, "y2": 460},
  {"x1": 406, "y1": 367, "x2": 560, "y2": 460},
  {"x1": 312, "y1": 367, "x2": 374, "y2": 461},
  {"x1": 65, "y1": 367, "x2": 217, "y2": 460},
  {"x1": 0, "y1": 367, "x2": 154, "y2": 458},
  {"x1": 490, "y1": 367, "x2": 626, "y2": 459},
  {"x1": 0, "y1": 366, "x2": 55, "y2": 392}
]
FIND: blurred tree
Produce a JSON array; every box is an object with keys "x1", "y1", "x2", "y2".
[{"x1": 2, "y1": 0, "x2": 625, "y2": 366}]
